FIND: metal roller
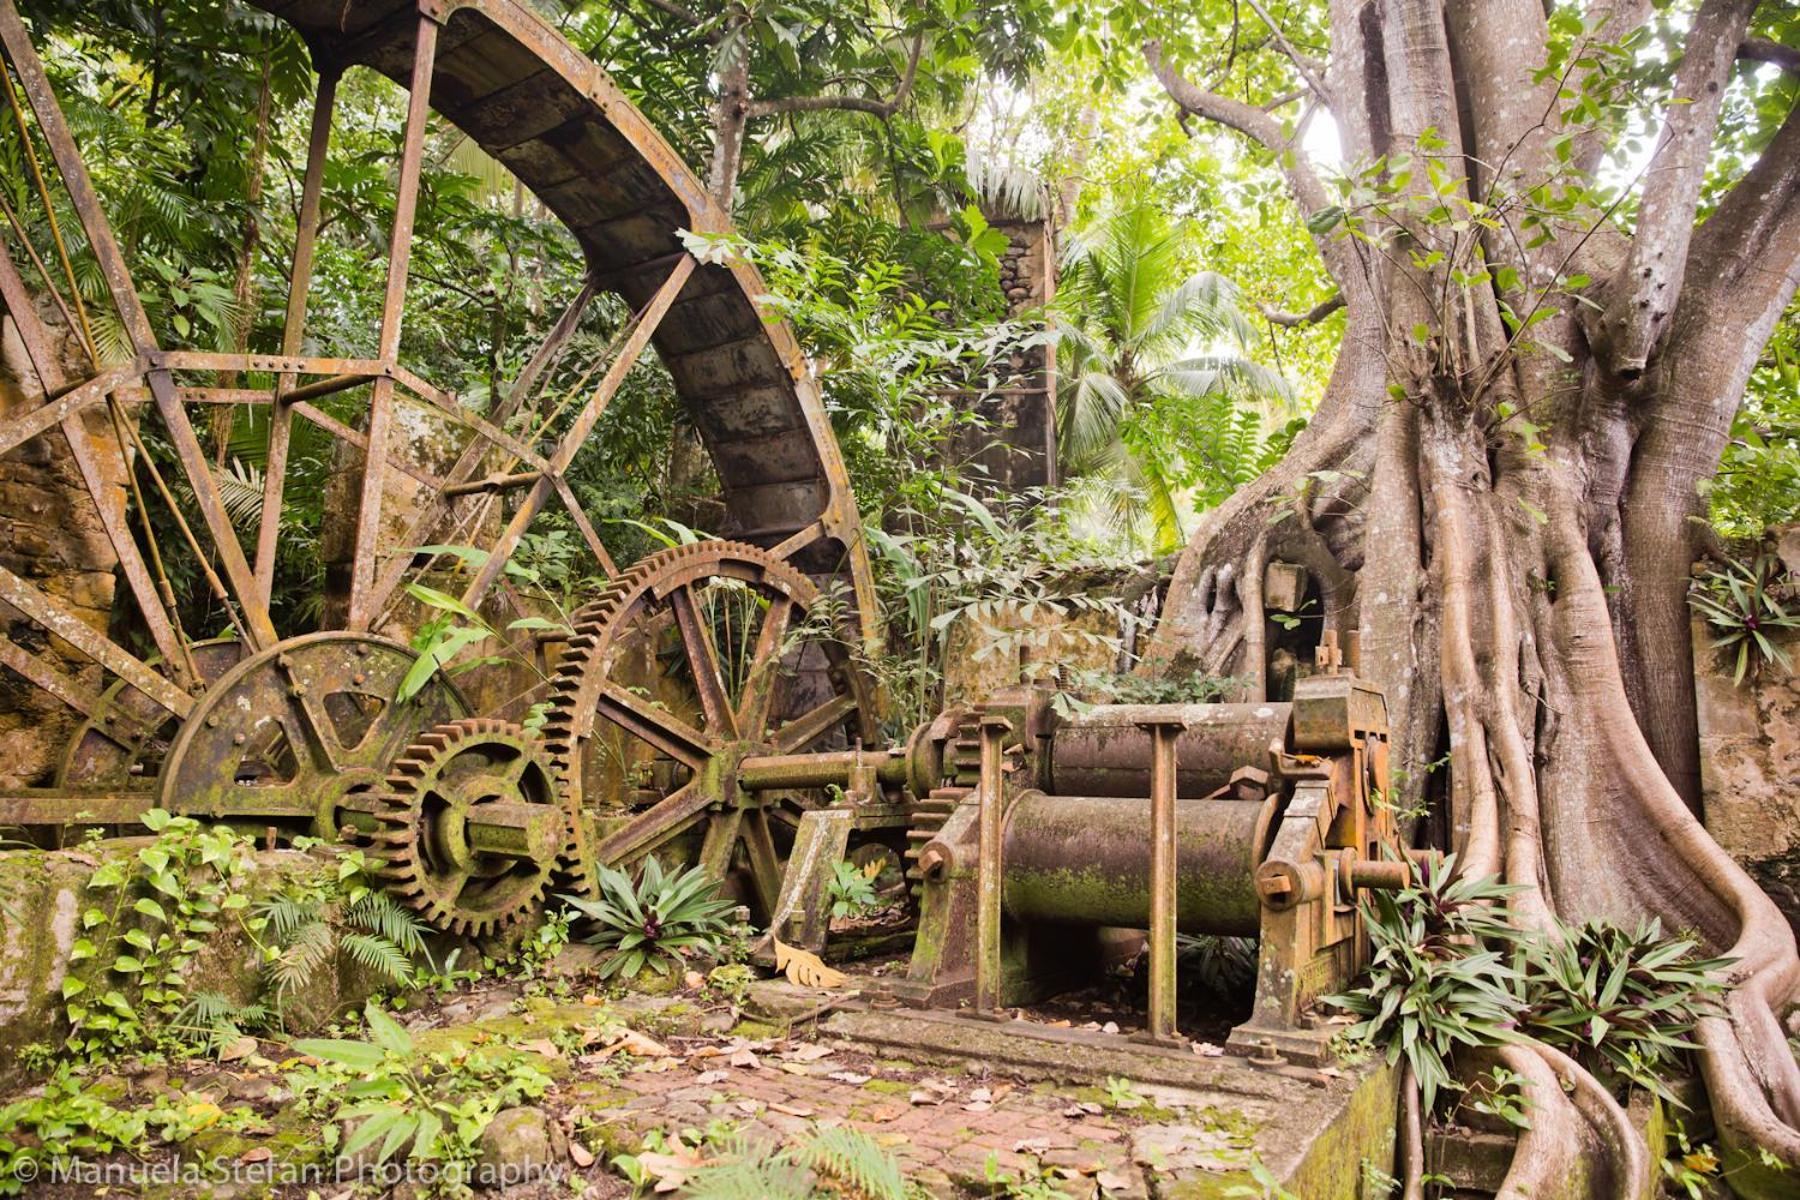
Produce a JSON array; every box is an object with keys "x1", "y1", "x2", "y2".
[
  {"x1": 1045, "y1": 702, "x2": 1290, "y2": 797},
  {"x1": 1000, "y1": 791, "x2": 1272, "y2": 936}
]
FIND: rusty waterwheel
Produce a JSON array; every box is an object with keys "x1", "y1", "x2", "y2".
[{"x1": 0, "y1": 0, "x2": 881, "y2": 932}]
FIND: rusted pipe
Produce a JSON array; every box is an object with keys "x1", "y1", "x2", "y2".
[
  {"x1": 1140, "y1": 716, "x2": 1182, "y2": 1045},
  {"x1": 975, "y1": 714, "x2": 1011, "y2": 1017},
  {"x1": 1047, "y1": 702, "x2": 1291, "y2": 798},
  {"x1": 1000, "y1": 792, "x2": 1272, "y2": 936},
  {"x1": 735, "y1": 748, "x2": 909, "y2": 791}
]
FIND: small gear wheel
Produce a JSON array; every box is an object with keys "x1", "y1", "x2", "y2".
[{"x1": 371, "y1": 718, "x2": 575, "y2": 937}]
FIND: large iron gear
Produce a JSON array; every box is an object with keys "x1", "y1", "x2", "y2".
[
  {"x1": 369, "y1": 718, "x2": 577, "y2": 938},
  {"x1": 539, "y1": 540, "x2": 877, "y2": 917},
  {"x1": 155, "y1": 632, "x2": 467, "y2": 835}
]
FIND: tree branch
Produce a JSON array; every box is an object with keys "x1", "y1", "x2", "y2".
[
  {"x1": 1242, "y1": 0, "x2": 1334, "y2": 107},
  {"x1": 1739, "y1": 36, "x2": 1800, "y2": 75},
  {"x1": 1143, "y1": 39, "x2": 1359, "y2": 292},
  {"x1": 1597, "y1": 0, "x2": 1760, "y2": 378},
  {"x1": 1261, "y1": 293, "x2": 1346, "y2": 326},
  {"x1": 1687, "y1": 96, "x2": 1800, "y2": 314},
  {"x1": 747, "y1": 30, "x2": 924, "y2": 120}
]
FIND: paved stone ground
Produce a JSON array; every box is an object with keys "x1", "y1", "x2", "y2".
[{"x1": 595, "y1": 1034, "x2": 1157, "y2": 1196}]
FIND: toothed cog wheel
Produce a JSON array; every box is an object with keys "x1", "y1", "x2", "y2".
[{"x1": 370, "y1": 718, "x2": 577, "y2": 937}]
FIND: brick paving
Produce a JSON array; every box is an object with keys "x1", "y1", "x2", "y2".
[{"x1": 584, "y1": 1034, "x2": 1160, "y2": 1197}]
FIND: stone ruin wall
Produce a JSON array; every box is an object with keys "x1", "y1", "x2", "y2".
[
  {"x1": 0, "y1": 311, "x2": 125, "y2": 789},
  {"x1": 1696, "y1": 550, "x2": 1800, "y2": 933}
]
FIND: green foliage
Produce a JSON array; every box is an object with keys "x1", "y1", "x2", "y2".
[
  {"x1": 1333, "y1": 859, "x2": 1735, "y2": 1115},
  {"x1": 1176, "y1": 933, "x2": 1259, "y2": 1000},
  {"x1": 1689, "y1": 554, "x2": 1800, "y2": 684},
  {"x1": 826, "y1": 859, "x2": 882, "y2": 920},
  {"x1": 1054, "y1": 204, "x2": 1290, "y2": 551},
  {"x1": 257, "y1": 851, "x2": 428, "y2": 1007},
  {"x1": 562, "y1": 856, "x2": 734, "y2": 980},
  {"x1": 0, "y1": 1066, "x2": 261, "y2": 1196},
  {"x1": 616, "y1": 1122, "x2": 919, "y2": 1200},
  {"x1": 1327, "y1": 859, "x2": 1527, "y2": 1112},
  {"x1": 1516, "y1": 918, "x2": 1728, "y2": 1107},
  {"x1": 290, "y1": 1001, "x2": 552, "y2": 1179},
  {"x1": 60, "y1": 810, "x2": 261, "y2": 1056}
]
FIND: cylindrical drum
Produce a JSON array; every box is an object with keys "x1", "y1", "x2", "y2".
[
  {"x1": 1045, "y1": 702, "x2": 1292, "y2": 798},
  {"x1": 1000, "y1": 791, "x2": 1272, "y2": 936}
]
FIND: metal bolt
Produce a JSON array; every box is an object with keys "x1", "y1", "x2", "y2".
[
  {"x1": 1250, "y1": 1037, "x2": 1285, "y2": 1066},
  {"x1": 353, "y1": 673, "x2": 366, "y2": 686},
  {"x1": 233, "y1": 733, "x2": 247, "y2": 745}
]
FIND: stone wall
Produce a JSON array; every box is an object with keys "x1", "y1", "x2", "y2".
[
  {"x1": 1696, "y1": 617, "x2": 1800, "y2": 932},
  {"x1": 0, "y1": 312, "x2": 126, "y2": 788}
]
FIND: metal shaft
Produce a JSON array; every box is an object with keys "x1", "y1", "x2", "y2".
[
  {"x1": 975, "y1": 715, "x2": 1011, "y2": 1017},
  {"x1": 1142, "y1": 718, "x2": 1182, "y2": 1045}
]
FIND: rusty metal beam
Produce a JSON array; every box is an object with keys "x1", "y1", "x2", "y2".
[
  {"x1": 0, "y1": 565, "x2": 190, "y2": 718},
  {"x1": 0, "y1": 236, "x2": 60, "y2": 393},
  {"x1": 1138, "y1": 716, "x2": 1183, "y2": 1046},
  {"x1": 0, "y1": 634, "x2": 151, "y2": 741},
  {"x1": 974, "y1": 714, "x2": 1010, "y2": 1017},
  {"x1": 0, "y1": 789, "x2": 155, "y2": 827},
  {"x1": 258, "y1": 64, "x2": 338, "y2": 605},
  {"x1": 0, "y1": 4, "x2": 277, "y2": 649},
  {"x1": 348, "y1": 14, "x2": 439, "y2": 632},
  {"x1": 0, "y1": 364, "x2": 132, "y2": 460},
  {"x1": 289, "y1": 400, "x2": 441, "y2": 490},
  {"x1": 456, "y1": 255, "x2": 695, "y2": 614}
]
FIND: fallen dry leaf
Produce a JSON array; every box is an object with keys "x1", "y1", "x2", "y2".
[
  {"x1": 518, "y1": 1038, "x2": 563, "y2": 1059},
  {"x1": 784, "y1": 1043, "x2": 835, "y2": 1062},
  {"x1": 569, "y1": 1142, "x2": 595, "y2": 1168},
  {"x1": 635, "y1": 1147, "x2": 708, "y2": 1193},
  {"x1": 238, "y1": 1147, "x2": 271, "y2": 1164},
  {"x1": 827, "y1": 1070, "x2": 872, "y2": 1085},
  {"x1": 683, "y1": 970, "x2": 706, "y2": 990},
  {"x1": 1013, "y1": 1137, "x2": 1052, "y2": 1155},
  {"x1": 218, "y1": 1036, "x2": 259, "y2": 1063},
  {"x1": 908, "y1": 1089, "x2": 943, "y2": 1106},
  {"x1": 769, "y1": 1101, "x2": 815, "y2": 1118},
  {"x1": 696, "y1": 1070, "x2": 729, "y2": 1085},
  {"x1": 773, "y1": 939, "x2": 847, "y2": 989},
  {"x1": 729, "y1": 1049, "x2": 761, "y2": 1069},
  {"x1": 963, "y1": 1101, "x2": 991, "y2": 1113}
]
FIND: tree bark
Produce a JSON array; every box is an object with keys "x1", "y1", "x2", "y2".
[{"x1": 1145, "y1": 2, "x2": 1800, "y2": 1192}]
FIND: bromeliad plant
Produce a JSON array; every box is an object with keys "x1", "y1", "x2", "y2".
[
  {"x1": 1326, "y1": 857, "x2": 1526, "y2": 1111},
  {"x1": 1516, "y1": 917, "x2": 1729, "y2": 1107},
  {"x1": 562, "y1": 856, "x2": 735, "y2": 980},
  {"x1": 1689, "y1": 553, "x2": 1800, "y2": 684}
]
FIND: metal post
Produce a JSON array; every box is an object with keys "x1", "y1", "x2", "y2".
[
  {"x1": 348, "y1": 13, "x2": 438, "y2": 631},
  {"x1": 974, "y1": 714, "x2": 1011, "y2": 1017},
  {"x1": 1138, "y1": 716, "x2": 1183, "y2": 1045}
]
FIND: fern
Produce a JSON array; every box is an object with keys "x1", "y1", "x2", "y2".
[
  {"x1": 339, "y1": 932, "x2": 416, "y2": 985},
  {"x1": 682, "y1": 1152, "x2": 813, "y2": 1200},
  {"x1": 268, "y1": 918, "x2": 334, "y2": 999},
  {"x1": 344, "y1": 891, "x2": 429, "y2": 958},
  {"x1": 255, "y1": 893, "x2": 317, "y2": 942},
  {"x1": 792, "y1": 1126, "x2": 909, "y2": 1200}
]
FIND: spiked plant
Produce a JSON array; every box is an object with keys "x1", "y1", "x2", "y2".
[
  {"x1": 1688, "y1": 554, "x2": 1800, "y2": 684},
  {"x1": 1326, "y1": 858, "x2": 1525, "y2": 1111},
  {"x1": 562, "y1": 856, "x2": 735, "y2": 980},
  {"x1": 1517, "y1": 918, "x2": 1731, "y2": 1107}
]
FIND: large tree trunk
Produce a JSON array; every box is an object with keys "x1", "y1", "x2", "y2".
[{"x1": 1146, "y1": 0, "x2": 1800, "y2": 1193}]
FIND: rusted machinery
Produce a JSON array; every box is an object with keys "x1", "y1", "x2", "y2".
[
  {"x1": 1, "y1": 0, "x2": 1417, "y2": 1062},
  {"x1": 0, "y1": 0, "x2": 883, "y2": 933}
]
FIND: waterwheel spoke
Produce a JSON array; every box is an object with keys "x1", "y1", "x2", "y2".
[
  {"x1": 595, "y1": 681, "x2": 715, "y2": 767},
  {"x1": 734, "y1": 594, "x2": 793, "y2": 741},
  {"x1": 594, "y1": 781, "x2": 710, "y2": 866},
  {"x1": 770, "y1": 693, "x2": 857, "y2": 755},
  {"x1": 742, "y1": 808, "x2": 782, "y2": 921},
  {"x1": 667, "y1": 584, "x2": 739, "y2": 740}
]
